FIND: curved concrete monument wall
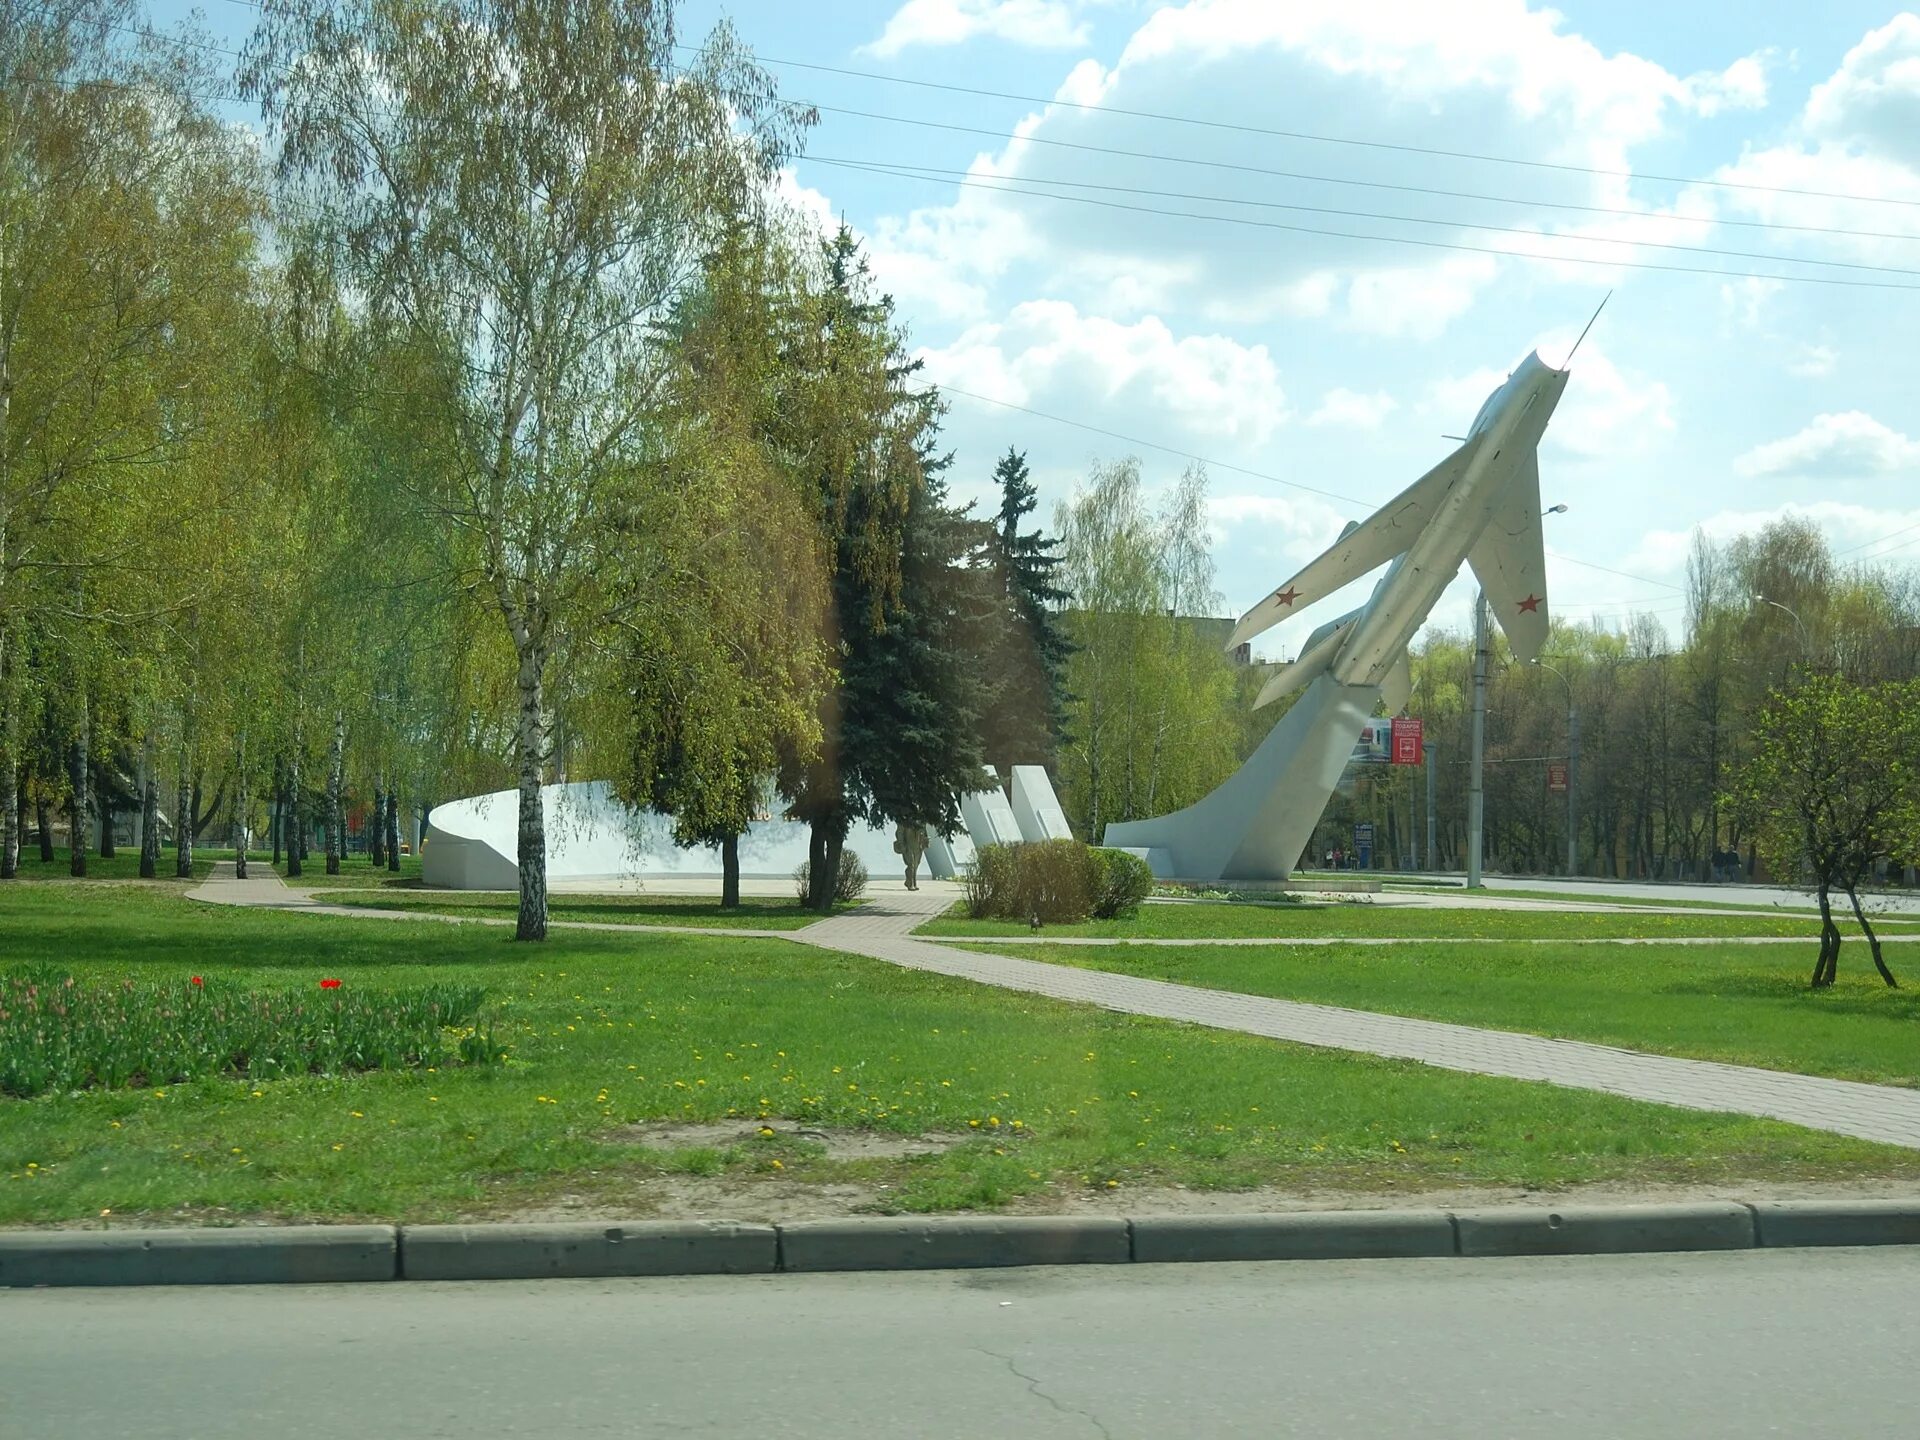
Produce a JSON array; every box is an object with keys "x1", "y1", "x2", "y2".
[
  {"x1": 421, "y1": 782, "x2": 907, "y2": 889},
  {"x1": 421, "y1": 768, "x2": 1079, "y2": 889}
]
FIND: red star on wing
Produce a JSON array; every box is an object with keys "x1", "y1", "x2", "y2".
[
  {"x1": 1517, "y1": 594, "x2": 1542, "y2": 613},
  {"x1": 1275, "y1": 586, "x2": 1299, "y2": 607}
]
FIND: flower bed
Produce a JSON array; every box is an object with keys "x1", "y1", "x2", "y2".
[{"x1": 0, "y1": 969, "x2": 496, "y2": 1099}]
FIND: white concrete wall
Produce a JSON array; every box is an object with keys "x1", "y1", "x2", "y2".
[
  {"x1": 421, "y1": 781, "x2": 908, "y2": 890},
  {"x1": 1008, "y1": 766, "x2": 1073, "y2": 842},
  {"x1": 960, "y1": 783, "x2": 1023, "y2": 850}
]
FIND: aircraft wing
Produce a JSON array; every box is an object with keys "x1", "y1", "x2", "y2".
[
  {"x1": 1468, "y1": 449, "x2": 1550, "y2": 663},
  {"x1": 1227, "y1": 437, "x2": 1481, "y2": 651}
]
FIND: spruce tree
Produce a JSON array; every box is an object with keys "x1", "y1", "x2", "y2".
[
  {"x1": 980, "y1": 447, "x2": 1072, "y2": 769},
  {"x1": 839, "y1": 417, "x2": 992, "y2": 871}
]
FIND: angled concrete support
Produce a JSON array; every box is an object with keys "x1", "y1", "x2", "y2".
[
  {"x1": 1104, "y1": 674, "x2": 1381, "y2": 881},
  {"x1": 1008, "y1": 766, "x2": 1072, "y2": 842}
]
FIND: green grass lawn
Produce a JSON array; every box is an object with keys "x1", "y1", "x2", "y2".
[
  {"x1": 8, "y1": 845, "x2": 216, "y2": 882},
  {"x1": 4, "y1": 885, "x2": 1916, "y2": 1225},
  {"x1": 960, "y1": 938, "x2": 1920, "y2": 1088},
  {"x1": 919, "y1": 899, "x2": 1911, "y2": 941},
  {"x1": 308, "y1": 890, "x2": 842, "y2": 930},
  {"x1": 278, "y1": 853, "x2": 425, "y2": 887}
]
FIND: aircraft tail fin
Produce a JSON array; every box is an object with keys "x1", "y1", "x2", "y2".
[{"x1": 1469, "y1": 451, "x2": 1550, "y2": 663}]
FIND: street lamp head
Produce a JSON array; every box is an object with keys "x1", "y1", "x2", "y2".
[{"x1": 1545, "y1": 503, "x2": 1569, "y2": 515}]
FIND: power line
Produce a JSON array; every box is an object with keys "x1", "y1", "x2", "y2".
[
  {"x1": 722, "y1": 47, "x2": 1920, "y2": 212},
  {"x1": 805, "y1": 102, "x2": 1920, "y2": 248},
  {"x1": 806, "y1": 153, "x2": 1920, "y2": 280},
  {"x1": 929, "y1": 382, "x2": 1691, "y2": 599},
  {"x1": 812, "y1": 157, "x2": 1920, "y2": 292},
  {"x1": 924, "y1": 382, "x2": 1366, "y2": 507}
]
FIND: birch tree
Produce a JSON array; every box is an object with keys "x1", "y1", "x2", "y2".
[{"x1": 245, "y1": 0, "x2": 810, "y2": 937}]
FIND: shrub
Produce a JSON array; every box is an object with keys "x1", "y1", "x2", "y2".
[
  {"x1": 1090, "y1": 848, "x2": 1154, "y2": 919},
  {"x1": 793, "y1": 849, "x2": 868, "y2": 905},
  {"x1": 963, "y1": 839, "x2": 1098, "y2": 925},
  {"x1": 0, "y1": 968, "x2": 497, "y2": 1099}
]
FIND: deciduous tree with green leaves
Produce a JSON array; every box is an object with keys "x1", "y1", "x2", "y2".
[
  {"x1": 1728, "y1": 673, "x2": 1915, "y2": 988},
  {"x1": 245, "y1": 0, "x2": 811, "y2": 937}
]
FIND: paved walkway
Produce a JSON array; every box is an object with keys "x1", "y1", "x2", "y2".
[
  {"x1": 947, "y1": 932, "x2": 1920, "y2": 947},
  {"x1": 187, "y1": 864, "x2": 793, "y2": 939},
  {"x1": 795, "y1": 889, "x2": 1920, "y2": 1152},
  {"x1": 185, "y1": 866, "x2": 1920, "y2": 1151}
]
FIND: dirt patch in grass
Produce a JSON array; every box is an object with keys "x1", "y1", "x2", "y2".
[
  {"x1": 485, "y1": 1172, "x2": 1920, "y2": 1227},
  {"x1": 605, "y1": 1119, "x2": 971, "y2": 1161}
]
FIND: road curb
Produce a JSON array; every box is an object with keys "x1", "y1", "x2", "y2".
[
  {"x1": 1453, "y1": 1202, "x2": 1756, "y2": 1257},
  {"x1": 3, "y1": 1200, "x2": 1915, "y2": 1287},
  {"x1": 779, "y1": 1215, "x2": 1130, "y2": 1272},
  {"x1": 401, "y1": 1221, "x2": 778, "y2": 1280},
  {"x1": 0, "y1": 1225, "x2": 395, "y2": 1288},
  {"x1": 1131, "y1": 1210, "x2": 1455, "y2": 1263},
  {"x1": 1748, "y1": 1198, "x2": 1920, "y2": 1248}
]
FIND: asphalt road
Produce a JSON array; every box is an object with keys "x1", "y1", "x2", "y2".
[{"x1": 4, "y1": 1248, "x2": 1915, "y2": 1438}]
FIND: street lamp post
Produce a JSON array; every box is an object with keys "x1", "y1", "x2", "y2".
[
  {"x1": 1752, "y1": 593, "x2": 1809, "y2": 656},
  {"x1": 1535, "y1": 659, "x2": 1577, "y2": 877},
  {"x1": 1468, "y1": 591, "x2": 1488, "y2": 888}
]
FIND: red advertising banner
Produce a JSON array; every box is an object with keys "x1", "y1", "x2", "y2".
[
  {"x1": 1390, "y1": 716, "x2": 1424, "y2": 766},
  {"x1": 1546, "y1": 761, "x2": 1569, "y2": 793}
]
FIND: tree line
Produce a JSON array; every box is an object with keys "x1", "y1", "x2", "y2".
[{"x1": 0, "y1": 0, "x2": 1072, "y2": 934}]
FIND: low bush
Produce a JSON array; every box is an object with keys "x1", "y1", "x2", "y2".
[
  {"x1": 964, "y1": 839, "x2": 1101, "y2": 925},
  {"x1": 792, "y1": 849, "x2": 868, "y2": 905},
  {"x1": 0, "y1": 968, "x2": 496, "y2": 1099},
  {"x1": 1090, "y1": 848, "x2": 1154, "y2": 919}
]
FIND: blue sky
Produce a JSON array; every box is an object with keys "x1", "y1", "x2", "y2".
[{"x1": 173, "y1": 0, "x2": 1920, "y2": 657}]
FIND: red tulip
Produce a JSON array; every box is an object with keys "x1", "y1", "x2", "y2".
[
  {"x1": 190, "y1": 976, "x2": 204, "y2": 987},
  {"x1": 319, "y1": 978, "x2": 342, "y2": 990}
]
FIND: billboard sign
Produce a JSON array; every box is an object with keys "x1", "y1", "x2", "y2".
[
  {"x1": 1349, "y1": 719, "x2": 1392, "y2": 765},
  {"x1": 1390, "y1": 716, "x2": 1424, "y2": 766}
]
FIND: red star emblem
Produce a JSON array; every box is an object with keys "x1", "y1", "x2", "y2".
[
  {"x1": 1275, "y1": 586, "x2": 1299, "y2": 607},
  {"x1": 1517, "y1": 594, "x2": 1542, "y2": 613}
]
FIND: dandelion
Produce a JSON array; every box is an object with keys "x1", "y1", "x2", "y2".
[
  {"x1": 758, "y1": 1126, "x2": 775, "y2": 1138},
  {"x1": 251, "y1": 1091, "x2": 264, "y2": 1099},
  {"x1": 100, "y1": 1208, "x2": 112, "y2": 1216},
  {"x1": 351, "y1": 1111, "x2": 364, "y2": 1119},
  {"x1": 332, "y1": 1144, "x2": 345, "y2": 1152},
  {"x1": 770, "y1": 1159, "x2": 783, "y2": 1170},
  {"x1": 153, "y1": 1090, "x2": 166, "y2": 1098}
]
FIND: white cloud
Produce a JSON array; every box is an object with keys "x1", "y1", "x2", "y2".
[
  {"x1": 1685, "y1": 52, "x2": 1770, "y2": 117},
  {"x1": 1307, "y1": 387, "x2": 1398, "y2": 428},
  {"x1": 1719, "y1": 276, "x2": 1782, "y2": 329},
  {"x1": 918, "y1": 300, "x2": 1291, "y2": 446},
  {"x1": 861, "y1": 0, "x2": 1093, "y2": 58},
  {"x1": 1786, "y1": 344, "x2": 1838, "y2": 378},
  {"x1": 1705, "y1": 19, "x2": 1920, "y2": 260},
  {"x1": 1803, "y1": 14, "x2": 1920, "y2": 165},
  {"x1": 1625, "y1": 501, "x2": 1920, "y2": 576},
  {"x1": 847, "y1": 0, "x2": 1769, "y2": 344},
  {"x1": 1423, "y1": 338, "x2": 1672, "y2": 458},
  {"x1": 1735, "y1": 411, "x2": 1920, "y2": 478}
]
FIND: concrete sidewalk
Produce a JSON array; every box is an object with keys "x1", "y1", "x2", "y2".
[{"x1": 797, "y1": 889, "x2": 1920, "y2": 1151}]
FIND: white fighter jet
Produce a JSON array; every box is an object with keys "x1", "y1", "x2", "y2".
[
  {"x1": 1228, "y1": 345, "x2": 1569, "y2": 701},
  {"x1": 1104, "y1": 325, "x2": 1589, "y2": 882}
]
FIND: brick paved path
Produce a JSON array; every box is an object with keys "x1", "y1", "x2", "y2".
[{"x1": 797, "y1": 890, "x2": 1920, "y2": 1151}]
